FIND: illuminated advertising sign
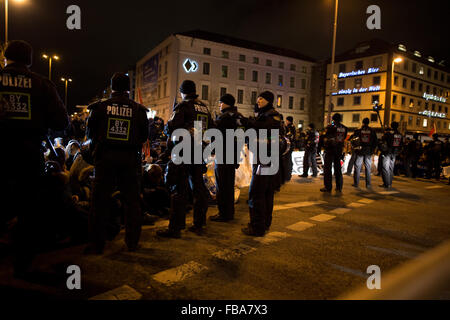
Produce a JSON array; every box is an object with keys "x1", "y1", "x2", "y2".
[
  {"x1": 332, "y1": 85, "x2": 381, "y2": 96},
  {"x1": 183, "y1": 59, "x2": 199, "y2": 73},
  {"x1": 423, "y1": 93, "x2": 447, "y2": 103},
  {"x1": 419, "y1": 110, "x2": 446, "y2": 119},
  {"x1": 338, "y1": 68, "x2": 380, "y2": 79}
]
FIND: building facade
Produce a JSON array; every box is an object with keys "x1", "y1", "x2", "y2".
[
  {"x1": 135, "y1": 30, "x2": 316, "y2": 128},
  {"x1": 325, "y1": 39, "x2": 450, "y2": 135}
]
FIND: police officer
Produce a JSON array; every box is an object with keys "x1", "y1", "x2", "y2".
[
  {"x1": 157, "y1": 80, "x2": 214, "y2": 238},
  {"x1": 210, "y1": 94, "x2": 245, "y2": 222},
  {"x1": 302, "y1": 123, "x2": 319, "y2": 178},
  {"x1": 85, "y1": 73, "x2": 149, "y2": 253},
  {"x1": 0, "y1": 40, "x2": 69, "y2": 275},
  {"x1": 320, "y1": 113, "x2": 348, "y2": 193},
  {"x1": 352, "y1": 118, "x2": 377, "y2": 189},
  {"x1": 283, "y1": 116, "x2": 296, "y2": 182},
  {"x1": 426, "y1": 133, "x2": 443, "y2": 180},
  {"x1": 243, "y1": 91, "x2": 282, "y2": 236},
  {"x1": 379, "y1": 121, "x2": 403, "y2": 189},
  {"x1": 405, "y1": 133, "x2": 423, "y2": 178}
]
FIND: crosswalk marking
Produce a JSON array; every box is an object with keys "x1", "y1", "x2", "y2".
[
  {"x1": 286, "y1": 221, "x2": 316, "y2": 232},
  {"x1": 152, "y1": 261, "x2": 208, "y2": 286},
  {"x1": 212, "y1": 244, "x2": 257, "y2": 261},
  {"x1": 310, "y1": 214, "x2": 336, "y2": 222},
  {"x1": 378, "y1": 191, "x2": 400, "y2": 195},
  {"x1": 329, "y1": 208, "x2": 351, "y2": 215},
  {"x1": 89, "y1": 285, "x2": 142, "y2": 300},
  {"x1": 425, "y1": 186, "x2": 444, "y2": 190},
  {"x1": 347, "y1": 203, "x2": 366, "y2": 208},
  {"x1": 274, "y1": 201, "x2": 326, "y2": 211},
  {"x1": 253, "y1": 232, "x2": 291, "y2": 245},
  {"x1": 358, "y1": 199, "x2": 375, "y2": 204}
]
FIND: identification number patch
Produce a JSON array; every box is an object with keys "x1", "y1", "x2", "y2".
[
  {"x1": 107, "y1": 118, "x2": 130, "y2": 141},
  {"x1": 0, "y1": 92, "x2": 31, "y2": 120}
]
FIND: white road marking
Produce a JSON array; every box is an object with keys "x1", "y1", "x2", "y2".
[
  {"x1": 152, "y1": 261, "x2": 208, "y2": 286},
  {"x1": 358, "y1": 199, "x2": 375, "y2": 204},
  {"x1": 378, "y1": 191, "x2": 400, "y2": 195},
  {"x1": 273, "y1": 205, "x2": 291, "y2": 211},
  {"x1": 274, "y1": 201, "x2": 326, "y2": 211},
  {"x1": 212, "y1": 244, "x2": 257, "y2": 261},
  {"x1": 310, "y1": 214, "x2": 336, "y2": 222},
  {"x1": 89, "y1": 285, "x2": 142, "y2": 300},
  {"x1": 425, "y1": 186, "x2": 444, "y2": 190},
  {"x1": 329, "y1": 208, "x2": 352, "y2": 215},
  {"x1": 286, "y1": 221, "x2": 316, "y2": 232},
  {"x1": 347, "y1": 203, "x2": 366, "y2": 208},
  {"x1": 329, "y1": 264, "x2": 367, "y2": 279},
  {"x1": 366, "y1": 245, "x2": 416, "y2": 259},
  {"x1": 253, "y1": 232, "x2": 291, "y2": 245}
]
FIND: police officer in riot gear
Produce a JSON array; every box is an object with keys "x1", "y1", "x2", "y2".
[
  {"x1": 426, "y1": 133, "x2": 443, "y2": 180},
  {"x1": 320, "y1": 113, "x2": 348, "y2": 193},
  {"x1": 283, "y1": 116, "x2": 296, "y2": 182},
  {"x1": 352, "y1": 118, "x2": 377, "y2": 189},
  {"x1": 302, "y1": 123, "x2": 319, "y2": 178},
  {"x1": 85, "y1": 73, "x2": 149, "y2": 254},
  {"x1": 243, "y1": 91, "x2": 282, "y2": 236},
  {"x1": 0, "y1": 40, "x2": 69, "y2": 275},
  {"x1": 210, "y1": 94, "x2": 246, "y2": 222},
  {"x1": 157, "y1": 80, "x2": 214, "y2": 238},
  {"x1": 405, "y1": 133, "x2": 423, "y2": 178},
  {"x1": 379, "y1": 121, "x2": 403, "y2": 189}
]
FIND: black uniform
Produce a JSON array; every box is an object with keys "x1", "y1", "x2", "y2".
[
  {"x1": 0, "y1": 62, "x2": 68, "y2": 272},
  {"x1": 86, "y1": 92, "x2": 149, "y2": 251},
  {"x1": 352, "y1": 125, "x2": 378, "y2": 187},
  {"x1": 405, "y1": 137, "x2": 423, "y2": 178},
  {"x1": 164, "y1": 95, "x2": 214, "y2": 234},
  {"x1": 213, "y1": 106, "x2": 246, "y2": 221},
  {"x1": 245, "y1": 104, "x2": 282, "y2": 235},
  {"x1": 380, "y1": 128, "x2": 403, "y2": 188},
  {"x1": 322, "y1": 122, "x2": 348, "y2": 192},
  {"x1": 284, "y1": 123, "x2": 296, "y2": 182},
  {"x1": 303, "y1": 128, "x2": 320, "y2": 177},
  {"x1": 426, "y1": 138, "x2": 443, "y2": 180}
]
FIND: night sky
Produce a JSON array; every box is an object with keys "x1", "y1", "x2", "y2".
[{"x1": 7, "y1": 0, "x2": 450, "y2": 113}]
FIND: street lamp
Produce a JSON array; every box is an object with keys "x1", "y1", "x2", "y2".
[
  {"x1": 4, "y1": 0, "x2": 27, "y2": 44},
  {"x1": 42, "y1": 54, "x2": 59, "y2": 81},
  {"x1": 61, "y1": 77, "x2": 72, "y2": 107},
  {"x1": 385, "y1": 57, "x2": 403, "y2": 127},
  {"x1": 327, "y1": 0, "x2": 339, "y2": 126}
]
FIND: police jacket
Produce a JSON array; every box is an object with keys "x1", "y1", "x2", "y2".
[
  {"x1": 86, "y1": 92, "x2": 149, "y2": 154},
  {"x1": 323, "y1": 122, "x2": 348, "y2": 152},
  {"x1": 305, "y1": 129, "x2": 320, "y2": 151},
  {"x1": 380, "y1": 128, "x2": 403, "y2": 155},
  {"x1": 214, "y1": 106, "x2": 246, "y2": 165},
  {"x1": 285, "y1": 124, "x2": 296, "y2": 145},
  {"x1": 353, "y1": 125, "x2": 378, "y2": 155},
  {"x1": 0, "y1": 63, "x2": 68, "y2": 151},
  {"x1": 406, "y1": 138, "x2": 423, "y2": 156},
  {"x1": 427, "y1": 139, "x2": 443, "y2": 156}
]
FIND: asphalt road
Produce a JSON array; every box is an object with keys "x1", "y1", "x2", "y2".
[{"x1": 1, "y1": 174, "x2": 449, "y2": 300}]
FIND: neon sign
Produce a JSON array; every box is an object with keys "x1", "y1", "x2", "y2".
[
  {"x1": 183, "y1": 59, "x2": 199, "y2": 73},
  {"x1": 423, "y1": 93, "x2": 447, "y2": 103},
  {"x1": 338, "y1": 68, "x2": 380, "y2": 78},
  {"x1": 419, "y1": 110, "x2": 446, "y2": 119},
  {"x1": 332, "y1": 85, "x2": 381, "y2": 96}
]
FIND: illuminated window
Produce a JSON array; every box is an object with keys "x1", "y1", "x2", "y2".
[
  {"x1": 277, "y1": 95, "x2": 282, "y2": 108},
  {"x1": 419, "y1": 67, "x2": 424, "y2": 75},
  {"x1": 423, "y1": 118, "x2": 428, "y2": 127},
  {"x1": 409, "y1": 99, "x2": 414, "y2": 108}
]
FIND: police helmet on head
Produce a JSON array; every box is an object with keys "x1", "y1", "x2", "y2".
[
  {"x1": 391, "y1": 121, "x2": 399, "y2": 130},
  {"x1": 180, "y1": 80, "x2": 196, "y2": 95},
  {"x1": 332, "y1": 113, "x2": 342, "y2": 123},
  {"x1": 111, "y1": 72, "x2": 130, "y2": 92},
  {"x1": 4, "y1": 40, "x2": 33, "y2": 67},
  {"x1": 362, "y1": 118, "x2": 370, "y2": 125}
]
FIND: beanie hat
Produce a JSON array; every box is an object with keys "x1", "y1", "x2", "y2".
[
  {"x1": 111, "y1": 72, "x2": 130, "y2": 92},
  {"x1": 258, "y1": 91, "x2": 274, "y2": 105},
  {"x1": 219, "y1": 94, "x2": 235, "y2": 107},
  {"x1": 180, "y1": 80, "x2": 196, "y2": 94},
  {"x1": 363, "y1": 118, "x2": 370, "y2": 125},
  {"x1": 286, "y1": 116, "x2": 294, "y2": 123},
  {"x1": 4, "y1": 40, "x2": 33, "y2": 66},
  {"x1": 332, "y1": 113, "x2": 342, "y2": 122}
]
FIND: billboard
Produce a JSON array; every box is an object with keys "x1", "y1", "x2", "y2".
[{"x1": 143, "y1": 54, "x2": 159, "y2": 84}]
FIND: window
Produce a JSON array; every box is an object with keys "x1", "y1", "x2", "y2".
[
  {"x1": 438, "y1": 105, "x2": 442, "y2": 112},
  {"x1": 164, "y1": 61, "x2": 168, "y2": 75},
  {"x1": 418, "y1": 101, "x2": 422, "y2": 107},
  {"x1": 355, "y1": 60, "x2": 363, "y2": 70},
  {"x1": 412, "y1": 63, "x2": 417, "y2": 73},
  {"x1": 434, "y1": 71, "x2": 438, "y2": 80},
  {"x1": 408, "y1": 116, "x2": 413, "y2": 126},
  {"x1": 265, "y1": 73, "x2": 272, "y2": 84},
  {"x1": 238, "y1": 68, "x2": 245, "y2": 80},
  {"x1": 445, "y1": 107, "x2": 448, "y2": 113},
  {"x1": 401, "y1": 96, "x2": 406, "y2": 106},
  {"x1": 302, "y1": 66, "x2": 307, "y2": 73},
  {"x1": 300, "y1": 98, "x2": 305, "y2": 110},
  {"x1": 277, "y1": 95, "x2": 282, "y2": 108},
  {"x1": 157, "y1": 84, "x2": 161, "y2": 99},
  {"x1": 447, "y1": 75, "x2": 450, "y2": 84},
  {"x1": 252, "y1": 71, "x2": 258, "y2": 82},
  {"x1": 337, "y1": 97, "x2": 345, "y2": 106},
  {"x1": 290, "y1": 77, "x2": 295, "y2": 88},
  {"x1": 203, "y1": 63, "x2": 210, "y2": 75},
  {"x1": 290, "y1": 64, "x2": 296, "y2": 71},
  {"x1": 423, "y1": 118, "x2": 428, "y2": 128},
  {"x1": 279, "y1": 62, "x2": 284, "y2": 69},
  {"x1": 391, "y1": 113, "x2": 396, "y2": 122},
  {"x1": 402, "y1": 78, "x2": 407, "y2": 88},
  {"x1": 419, "y1": 66, "x2": 424, "y2": 75},
  {"x1": 158, "y1": 64, "x2": 162, "y2": 77},
  {"x1": 301, "y1": 79, "x2": 306, "y2": 90},
  {"x1": 372, "y1": 95, "x2": 380, "y2": 104},
  {"x1": 432, "y1": 104, "x2": 435, "y2": 111},
  {"x1": 437, "y1": 121, "x2": 441, "y2": 129},
  {"x1": 352, "y1": 114, "x2": 360, "y2": 123},
  {"x1": 266, "y1": 59, "x2": 272, "y2": 67},
  {"x1": 338, "y1": 80, "x2": 345, "y2": 90},
  {"x1": 371, "y1": 114, "x2": 378, "y2": 122},
  {"x1": 403, "y1": 60, "x2": 409, "y2": 71},
  {"x1": 203, "y1": 47, "x2": 211, "y2": 55},
  {"x1": 163, "y1": 81, "x2": 167, "y2": 97},
  {"x1": 426, "y1": 85, "x2": 430, "y2": 93},
  {"x1": 433, "y1": 87, "x2": 437, "y2": 95},
  {"x1": 441, "y1": 73, "x2": 445, "y2": 82},
  {"x1": 201, "y1": 85, "x2": 209, "y2": 100},
  {"x1": 289, "y1": 96, "x2": 294, "y2": 109},
  {"x1": 339, "y1": 63, "x2": 346, "y2": 73},
  {"x1": 411, "y1": 81, "x2": 416, "y2": 91},
  {"x1": 221, "y1": 65, "x2": 228, "y2": 78},
  {"x1": 394, "y1": 76, "x2": 399, "y2": 86},
  {"x1": 239, "y1": 54, "x2": 246, "y2": 62},
  {"x1": 220, "y1": 87, "x2": 227, "y2": 97},
  {"x1": 253, "y1": 57, "x2": 259, "y2": 64},
  {"x1": 425, "y1": 102, "x2": 429, "y2": 110},
  {"x1": 409, "y1": 99, "x2": 414, "y2": 108},
  {"x1": 427, "y1": 68, "x2": 431, "y2": 78},
  {"x1": 419, "y1": 83, "x2": 423, "y2": 92},
  {"x1": 353, "y1": 96, "x2": 361, "y2": 105},
  {"x1": 222, "y1": 51, "x2": 229, "y2": 59},
  {"x1": 355, "y1": 78, "x2": 362, "y2": 88},
  {"x1": 416, "y1": 117, "x2": 421, "y2": 127},
  {"x1": 393, "y1": 95, "x2": 398, "y2": 104},
  {"x1": 373, "y1": 57, "x2": 382, "y2": 67},
  {"x1": 237, "y1": 90, "x2": 244, "y2": 104},
  {"x1": 278, "y1": 75, "x2": 283, "y2": 86},
  {"x1": 373, "y1": 76, "x2": 381, "y2": 85},
  {"x1": 251, "y1": 91, "x2": 257, "y2": 105}
]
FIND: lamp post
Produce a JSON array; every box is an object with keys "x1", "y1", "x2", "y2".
[
  {"x1": 42, "y1": 54, "x2": 59, "y2": 81},
  {"x1": 327, "y1": 0, "x2": 339, "y2": 126},
  {"x1": 61, "y1": 77, "x2": 72, "y2": 107},
  {"x1": 4, "y1": 0, "x2": 27, "y2": 44},
  {"x1": 385, "y1": 57, "x2": 403, "y2": 127}
]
